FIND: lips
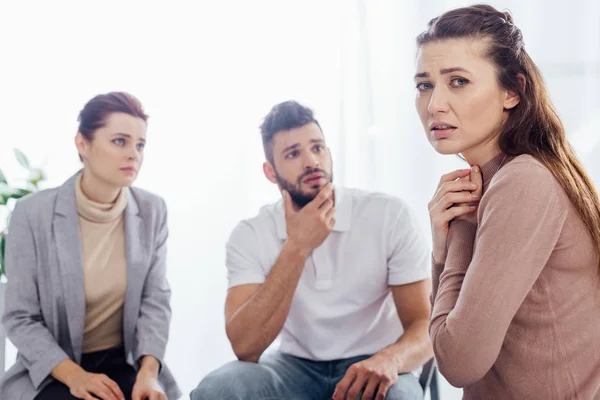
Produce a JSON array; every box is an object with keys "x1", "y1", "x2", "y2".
[
  {"x1": 121, "y1": 167, "x2": 137, "y2": 175},
  {"x1": 303, "y1": 172, "x2": 325, "y2": 184},
  {"x1": 429, "y1": 122, "x2": 457, "y2": 131},
  {"x1": 429, "y1": 122, "x2": 457, "y2": 140}
]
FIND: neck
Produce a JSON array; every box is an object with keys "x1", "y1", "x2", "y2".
[
  {"x1": 479, "y1": 153, "x2": 509, "y2": 188},
  {"x1": 80, "y1": 170, "x2": 121, "y2": 204},
  {"x1": 461, "y1": 141, "x2": 502, "y2": 168}
]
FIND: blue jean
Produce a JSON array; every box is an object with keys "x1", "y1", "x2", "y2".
[{"x1": 190, "y1": 351, "x2": 423, "y2": 400}]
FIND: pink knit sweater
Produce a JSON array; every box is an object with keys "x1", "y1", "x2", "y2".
[{"x1": 431, "y1": 153, "x2": 600, "y2": 399}]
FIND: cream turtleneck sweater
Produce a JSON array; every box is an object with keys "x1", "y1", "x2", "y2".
[{"x1": 75, "y1": 173, "x2": 128, "y2": 353}]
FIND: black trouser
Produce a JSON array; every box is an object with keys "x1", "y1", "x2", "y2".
[{"x1": 35, "y1": 347, "x2": 136, "y2": 400}]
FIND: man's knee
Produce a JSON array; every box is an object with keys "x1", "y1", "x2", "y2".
[
  {"x1": 191, "y1": 361, "x2": 276, "y2": 400},
  {"x1": 380, "y1": 374, "x2": 424, "y2": 400}
]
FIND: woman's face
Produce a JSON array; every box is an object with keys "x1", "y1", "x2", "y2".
[
  {"x1": 76, "y1": 112, "x2": 147, "y2": 188},
  {"x1": 414, "y1": 38, "x2": 519, "y2": 164}
]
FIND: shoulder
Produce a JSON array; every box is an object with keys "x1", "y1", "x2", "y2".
[
  {"x1": 495, "y1": 154, "x2": 556, "y2": 184},
  {"x1": 13, "y1": 187, "x2": 60, "y2": 221},
  {"x1": 225, "y1": 200, "x2": 279, "y2": 244},
  {"x1": 128, "y1": 186, "x2": 166, "y2": 214},
  {"x1": 486, "y1": 154, "x2": 564, "y2": 209},
  {"x1": 344, "y1": 187, "x2": 412, "y2": 219},
  {"x1": 232, "y1": 201, "x2": 280, "y2": 238}
]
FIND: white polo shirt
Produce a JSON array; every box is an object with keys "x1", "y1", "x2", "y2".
[{"x1": 226, "y1": 186, "x2": 430, "y2": 361}]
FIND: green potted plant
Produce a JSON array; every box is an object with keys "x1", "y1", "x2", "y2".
[
  {"x1": 0, "y1": 149, "x2": 46, "y2": 373},
  {"x1": 0, "y1": 149, "x2": 46, "y2": 278}
]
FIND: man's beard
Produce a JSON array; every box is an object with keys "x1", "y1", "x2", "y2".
[{"x1": 275, "y1": 168, "x2": 333, "y2": 208}]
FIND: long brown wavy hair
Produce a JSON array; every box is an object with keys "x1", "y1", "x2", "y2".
[{"x1": 417, "y1": 4, "x2": 600, "y2": 272}]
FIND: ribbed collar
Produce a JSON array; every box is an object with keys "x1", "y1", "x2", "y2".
[
  {"x1": 480, "y1": 153, "x2": 514, "y2": 191},
  {"x1": 75, "y1": 173, "x2": 127, "y2": 223}
]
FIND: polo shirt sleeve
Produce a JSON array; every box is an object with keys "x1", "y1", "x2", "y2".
[
  {"x1": 387, "y1": 198, "x2": 431, "y2": 286},
  {"x1": 226, "y1": 221, "x2": 267, "y2": 288}
]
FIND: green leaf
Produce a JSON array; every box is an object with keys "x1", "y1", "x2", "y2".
[
  {"x1": 0, "y1": 195, "x2": 6, "y2": 205},
  {"x1": 28, "y1": 168, "x2": 44, "y2": 187},
  {"x1": 0, "y1": 234, "x2": 5, "y2": 277},
  {"x1": 0, "y1": 183, "x2": 21, "y2": 198},
  {"x1": 14, "y1": 148, "x2": 31, "y2": 170},
  {"x1": 0, "y1": 184, "x2": 31, "y2": 200},
  {"x1": 0, "y1": 184, "x2": 16, "y2": 197},
  {"x1": 13, "y1": 189, "x2": 32, "y2": 200},
  {"x1": 0, "y1": 168, "x2": 7, "y2": 184},
  {"x1": 8, "y1": 191, "x2": 31, "y2": 200}
]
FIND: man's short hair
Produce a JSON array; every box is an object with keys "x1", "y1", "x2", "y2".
[{"x1": 259, "y1": 101, "x2": 321, "y2": 163}]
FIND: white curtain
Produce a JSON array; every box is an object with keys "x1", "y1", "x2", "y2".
[{"x1": 0, "y1": 1, "x2": 598, "y2": 398}]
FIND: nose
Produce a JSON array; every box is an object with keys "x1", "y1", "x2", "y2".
[
  {"x1": 126, "y1": 146, "x2": 141, "y2": 162},
  {"x1": 302, "y1": 151, "x2": 320, "y2": 170},
  {"x1": 427, "y1": 86, "x2": 450, "y2": 114}
]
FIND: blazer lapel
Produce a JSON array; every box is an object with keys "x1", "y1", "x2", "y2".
[
  {"x1": 53, "y1": 173, "x2": 86, "y2": 362},
  {"x1": 122, "y1": 189, "x2": 150, "y2": 357}
]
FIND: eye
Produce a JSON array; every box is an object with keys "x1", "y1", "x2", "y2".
[
  {"x1": 285, "y1": 150, "x2": 299, "y2": 159},
  {"x1": 416, "y1": 82, "x2": 433, "y2": 92},
  {"x1": 313, "y1": 145, "x2": 323, "y2": 152},
  {"x1": 136, "y1": 143, "x2": 145, "y2": 151},
  {"x1": 113, "y1": 138, "x2": 125, "y2": 146},
  {"x1": 451, "y1": 77, "x2": 469, "y2": 88}
]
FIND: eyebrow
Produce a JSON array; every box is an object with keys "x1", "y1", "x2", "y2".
[
  {"x1": 414, "y1": 67, "x2": 471, "y2": 79},
  {"x1": 112, "y1": 133, "x2": 146, "y2": 143},
  {"x1": 281, "y1": 139, "x2": 325, "y2": 155}
]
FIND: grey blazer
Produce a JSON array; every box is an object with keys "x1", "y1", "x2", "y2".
[{"x1": 0, "y1": 173, "x2": 181, "y2": 399}]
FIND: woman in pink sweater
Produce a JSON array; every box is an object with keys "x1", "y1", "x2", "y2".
[{"x1": 414, "y1": 4, "x2": 600, "y2": 399}]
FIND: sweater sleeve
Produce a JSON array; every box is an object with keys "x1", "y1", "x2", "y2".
[
  {"x1": 430, "y1": 162, "x2": 568, "y2": 387},
  {"x1": 430, "y1": 255, "x2": 445, "y2": 307}
]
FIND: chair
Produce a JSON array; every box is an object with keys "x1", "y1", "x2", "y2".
[{"x1": 419, "y1": 358, "x2": 439, "y2": 400}]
